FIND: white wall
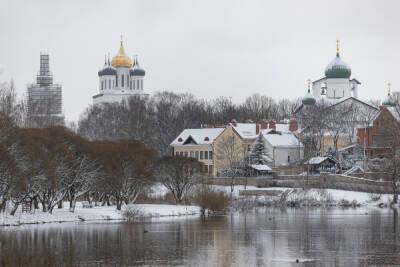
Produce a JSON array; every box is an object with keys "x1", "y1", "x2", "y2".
[{"x1": 312, "y1": 78, "x2": 355, "y2": 99}]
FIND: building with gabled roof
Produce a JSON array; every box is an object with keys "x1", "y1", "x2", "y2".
[
  {"x1": 171, "y1": 120, "x2": 304, "y2": 176},
  {"x1": 357, "y1": 105, "x2": 400, "y2": 158}
]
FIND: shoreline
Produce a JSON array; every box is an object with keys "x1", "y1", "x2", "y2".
[{"x1": 0, "y1": 203, "x2": 201, "y2": 227}]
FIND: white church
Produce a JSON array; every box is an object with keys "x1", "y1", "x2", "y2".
[
  {"x1": 93, "y1": 39, "x2": 149, "y2": 104},
  {"x1": 295, "y1": 41, "x2": 379, "y2": 115}
]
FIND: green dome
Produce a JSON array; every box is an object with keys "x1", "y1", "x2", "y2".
[
  {"x1": 383, "y1": 95, "x2": 396, "y2": 107},
  {"x1": 302, "y1": 90, "x2": 316, "y2": 106},
  {"x1": 325, "y1": 53, "x2": 351, "y2": 79}
]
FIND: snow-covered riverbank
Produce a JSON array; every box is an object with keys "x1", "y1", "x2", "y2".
[
  {"x1": 0, "y1": 203, "x2": 200, "y2": 226},
  {"x1": 213, "y1": 185, "x2": 395, "y2": 207}
]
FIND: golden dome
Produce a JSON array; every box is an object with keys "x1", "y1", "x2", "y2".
[{"x1": 111, "y1": 40, "x2": 132, "y2": 68}]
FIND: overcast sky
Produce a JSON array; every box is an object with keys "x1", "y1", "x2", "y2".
[{"x1": 1, "y1": 0, "x2": 399, "y2": 122}]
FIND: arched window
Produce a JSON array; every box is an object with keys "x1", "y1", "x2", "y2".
[
  {"x1": 109, "y1": 80, "x2": 111, "y2": 89},
  {"x1": 122, "y1": 75, "x2": 124, "y2": 87},
  {"x1": 141, "y1": 80, "x2": 143, "y2": 90},
  {"x1": 101, "y1": 80, "x2": 103, "y2": 90},
  {"x1": 116, "y1": 76, "x2": 118, "y2": 87},
  {"x1": 137, "y1": 80, "x2": 139, "y2": 89},
  {"x1": 133, "y1": 79, "x2": 135, "y2": 90}
]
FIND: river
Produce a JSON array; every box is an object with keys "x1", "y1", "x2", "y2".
[{"x1": 1, "y1": 208, "x2": 399, "y2": 266}]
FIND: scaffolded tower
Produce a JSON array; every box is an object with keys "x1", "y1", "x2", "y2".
[{"x1": 26, "y1": 53, "x2": 64, "y2": 128}]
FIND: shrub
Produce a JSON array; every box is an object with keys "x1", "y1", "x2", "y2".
[
  {"x1": 369, "y1": 193, "x2": 381, "y2": 202},
  {"x1": 122, "y1": 205, "x2": 143, "y2": 221},
  {"x1": 193, "y1": 185, "x2": 230, "y2": 214}
]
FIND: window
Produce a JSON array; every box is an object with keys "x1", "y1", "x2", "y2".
[
  {"x1": 122, "y1": 75, "x2": 124, "y2": 87},
  {"x1": 101, "y1": 81, "x2": 103, "y2": 90},
  {"x1": 204, "y1": 165, "x2": 208, "y2": 173},
  {"x1": 141, "y1": 80, "x2": 143, "y2": 89},
  {"x1": 205, "y1": 151, "x2": 208, "y2": 160},
  {"x1": 200, "y1": 151, "x2": 204, "y2": 160},
  {"x1": 195, "y1": 151, "x2": 199, "y2": 159},
  {"x1": 133, "y1": 79, "x2": 135, "y2": 89},
  {"x1": 176, "y1": 152, "x2": 179, "y2": 156},
  {"x1": 190, "y1": 151, "x2": 194, "y2": 158},
  {"x1": 137, "y1": 80, "x2": 139, "y2": 89},
  {"x1": 179, "y1": 151, "x2": 183, "y2": 156},
  {"x1": 209, "y1": 165, "x2": 213, "y2": 174},
  {"x1": 116, "y1": 76, "x2": 118, "y2": 87},
  {"x1": 287, "y1": 156, "x2": 290, "y2": 163},
  {"x1": 109, "y1": 80, "x2": 111, "y2": 89},
  {"x1": 184, "y1": 151, "x2": 188, "y2": 157},
  {"x1": 209, "y1": 151, "x2": 213, "y2": 160}
]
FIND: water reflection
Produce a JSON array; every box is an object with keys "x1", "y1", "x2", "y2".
[{"x1": 1, "y1": 208, "x2": 400, "y2": 266}]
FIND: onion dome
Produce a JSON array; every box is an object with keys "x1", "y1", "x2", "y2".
[
  {"x1": 383, "y1": 82, "x2": 396, "y2": 107},
  {"x1": 111, "y1": 39, "x2": 132, "y2": 68},
  {"x1": 130, "y1": 56, "x2": 146, "y2": 76},
  {"x1": 324, "y1": 40, "x2": 351, "y2": 79},
  {"x1": 302, "y1": 79, "x2": 316, "y2": 106},
  {"x1": 98, "y1": 55, "x2": 117, "y2": 76}
]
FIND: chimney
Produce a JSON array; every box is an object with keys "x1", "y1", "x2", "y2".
[
  {"x1": 231, "y1": 119, "x2": 237, "y2": 127},
  {"x1": 269, "y1": 119, "x2": 276, "y2": 130},
  {"x1": 260, "y1": 119, "x2": 269, "y2": 129},
  {"x1": 289, "y1": 118, "x2": 298, "y2": 132},
  {"x1": 256, "y1": 124, "x2": 261, "y2": 135}
]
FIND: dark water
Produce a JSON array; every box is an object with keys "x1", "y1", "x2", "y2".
[{"x1": 1, "y1": 208, "x2": 400, "y2": 267}]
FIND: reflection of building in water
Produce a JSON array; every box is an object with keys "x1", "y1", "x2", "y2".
[{"x1": 26, "y1": 53, "x2": 64, "y2": 128}]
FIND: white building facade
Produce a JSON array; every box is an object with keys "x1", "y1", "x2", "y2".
[
  {"x1": 261, "y1": 129, "x2": 304, "y2": 167},
  {"x1": 93, "y1": 40, "x2": 149, "y2": 104}
]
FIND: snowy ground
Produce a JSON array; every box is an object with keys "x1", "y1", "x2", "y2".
[
  {"x1": 149, "y1": 183, "x2": 395, "y2": 206},
  {"x1": 212, "y1": 185, "x2": 394, "y2": 206},
  {"x1": 0, "y1": 202, "x2": 200, "y2": 226}
]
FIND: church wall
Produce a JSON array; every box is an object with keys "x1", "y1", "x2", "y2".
[{"x1": 325, "y1": 78, "x2": 351, "y2": 98}]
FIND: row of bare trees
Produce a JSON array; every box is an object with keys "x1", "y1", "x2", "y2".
[
  {"x1": 78, "y1": 92, "x2": 299, "y2": 155},
  {"x1": 0, "y1": 122, "x2": 158, "y2": 214}
]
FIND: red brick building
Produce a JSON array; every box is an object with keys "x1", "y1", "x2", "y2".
[{"x1": 357, "y1": 106, "x2": 400, "y2": 158}]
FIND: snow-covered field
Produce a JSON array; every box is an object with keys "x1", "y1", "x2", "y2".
[
  {"x1": 0, "y1": 203, "x2": 200, "y2": 226},
  {"x1": 213, "y1": 185, "x2": 394, "y2": 206},
  {"x1": 150, "y1": 183, "x2": 395, "y2": 206}
]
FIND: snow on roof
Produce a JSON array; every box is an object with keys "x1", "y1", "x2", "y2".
[
  {"x1": 249, "y1": 164, "x2": 272, "y2": 171},
  {"x1": 233, "y1": 123, "x2": 257, "y2": 139},
  {"x1": 171, "y1": 128, "x2": 224, "y2": 146},
  {"x1": 275, "y1": 123, "x2": 290, "y2": 133},
  {"x1": 307, "y1": 156, "x2": 338, "y2": 165},
  {"x1": 261, "y1": 130, "x2": 303, "y2": 148}
]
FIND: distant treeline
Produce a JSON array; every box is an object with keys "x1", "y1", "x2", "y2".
[{"x1": 78, "y1": 91, "x2": 300, "y2": 155}]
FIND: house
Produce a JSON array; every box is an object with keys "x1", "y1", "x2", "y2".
[
  {"x1": 170, "y1": 127, "x2": 225, "y2": 175},
  {"x1": 247, "y1": 164, "x2": 272, "y2": 177},
  {"x1": 261, "y1": 129, "x2": 304, "y2": 166},
  {"x1": 170, "y1": 120, "x2": 303, "y2": 176},
  {"x1": 306, "y1": 156, "x2": 340, "y2": 174},
  {"x1": 357, "y1": 105, "x2": 400, "y2": 158}
]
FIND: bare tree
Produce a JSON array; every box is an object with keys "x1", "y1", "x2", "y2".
[
  {"x1": 215, "y1": 129, "x2": 244, "y2": 202},
  {"x1": 154, "y1": 156, "x2": 203, "y2": 203}
]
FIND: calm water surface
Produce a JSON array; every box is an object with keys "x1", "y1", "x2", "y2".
[{"x1": 1, "y1": 208, "x2": 400, "y2": 266}]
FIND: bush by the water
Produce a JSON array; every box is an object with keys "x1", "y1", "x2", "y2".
[
  {"x1": 193, "y1": 185, "x2": 230, "y2": 213},
  {"x1": 122, "y1": 205, "x2": 143, "y2": 221}
]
